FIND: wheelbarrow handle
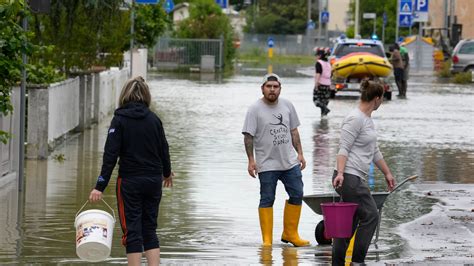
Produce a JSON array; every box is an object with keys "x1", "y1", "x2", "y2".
[{"x1": 390, "y1": 175, "x2": 418, "y2": 194}]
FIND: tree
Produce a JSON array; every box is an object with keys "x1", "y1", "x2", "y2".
[
  {"x1": 243, "y1": 0, "x2": 310, "y2": 35},
  {"x1": 346, "y1": 0, "x2": 410, "y2": 44},
  {"x1": 174, "y1": 0, "x2": 236, "y2": 67},
  {"x1": 0, "y1": 1, "x2": 30, "y2": 143},
  {"x1": 134, "y1": 4, "x2": 169, "y2": 49},
  {"x1": 31, "y1": 0, "x2": 169, "y2": 75}
]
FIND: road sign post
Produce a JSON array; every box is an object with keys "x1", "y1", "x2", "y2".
[
  {"x1": 267, "y1": 37, "x2": 274, "y2": 73},
  {"x1": 413, "y1": 0, "x2": 429, "y2": 22},
  {"x1": 399, "y1": 0, "x2": 413, "y2": 31},
  {"x1": 363, "y1": 13, "x2": 377, "y2": 35},
  {"x1": 382, "y1": 12, "x2": 387, "y2": 43}
]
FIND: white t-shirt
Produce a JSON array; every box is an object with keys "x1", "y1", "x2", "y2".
[{"x1": 242, "y1": 98, "x2": 300, "y2": 173}]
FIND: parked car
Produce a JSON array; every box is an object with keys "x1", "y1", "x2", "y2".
[{"x1": 450, "y1": 39, "x2": 474, "y2": 73}]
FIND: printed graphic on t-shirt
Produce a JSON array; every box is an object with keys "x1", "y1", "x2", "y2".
[{"x1": 269, "y1": 113, "x2": 290, "y2": 146}]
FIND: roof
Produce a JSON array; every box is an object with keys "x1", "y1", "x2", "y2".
[
  {"x1": 172, "y1": 2, "x2": 189, "y2": 12},
  {"x1": 336, "y1": 38, "x2": 383, "y2": 46},
  {"x1": 402, "y1": 36, "x2": 434, "y2": 46}
]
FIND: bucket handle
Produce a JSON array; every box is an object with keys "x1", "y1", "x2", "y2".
[
  {"x1": 332, "y1": 193, "x2": 344, "y2": 203},
  {"x1": 76, "y1": 199, "x2": 116, "y2": 221}
]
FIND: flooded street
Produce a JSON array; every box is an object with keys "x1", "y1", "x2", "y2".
[{"x1": 1, "y1": 73, "x2": 473, "y2": 264}]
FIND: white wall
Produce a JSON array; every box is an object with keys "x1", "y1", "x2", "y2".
[
  {"x1": 124, "y1": 48, "x2": 148, "y2": 79},
  {"x1": 98, "y1": 68, "x2": 129, "y2": 121},
  {"x1": 48, "y1": 78, "x2": 80, "y2": 143}
]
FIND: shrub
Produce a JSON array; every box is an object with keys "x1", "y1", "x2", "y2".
[
  {"x1": 452, "y1": 72, "x2": 472, "y2": 84},
  {"x1": 436, "y1": 60, "x2": 452, "y2": 78}
]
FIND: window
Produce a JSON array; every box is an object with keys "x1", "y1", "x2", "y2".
[
  {"x1": 458, "y1": 42, "x2": 474, "y2": 54},
  {"x1": 334, "y1": 44, "x2": 385, "y2": 58}
]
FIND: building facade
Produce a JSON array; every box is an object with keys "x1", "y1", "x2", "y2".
[{"x1": 429, "y1": 0, "x2": 473, "y2": 39}]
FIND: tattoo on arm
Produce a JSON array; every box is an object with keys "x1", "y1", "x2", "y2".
[
  {"x1": 291, "y1": 129, "x2": 302, "y2": 154},
  {"x1": 244, "y1": 133, "x2": 254, "y2": 159}
]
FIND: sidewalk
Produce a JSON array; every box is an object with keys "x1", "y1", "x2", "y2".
[{"x1": 386, "y1": 183, "x2": 474, "y2": 264}]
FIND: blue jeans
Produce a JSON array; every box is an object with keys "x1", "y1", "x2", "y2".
[{"x1": 258, "y1": 165, "x2": 304, "y2": 208}]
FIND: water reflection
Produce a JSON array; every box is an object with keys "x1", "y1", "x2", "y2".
[
  {"x1": 259, "y1": 246, "x2": 273, "y2": 265},
  {"x1": 311, "y1": 118, "x2": 337, "y2": 194},
  {"x1": 0, "y1": 176, "x2": 20, "y2": 259},
  {"x1": 0, "y1": 74, "x2": 473, "y2": 264},
  {"x1": 281, "y1": 247, "x2": 298, "y2": 266}
]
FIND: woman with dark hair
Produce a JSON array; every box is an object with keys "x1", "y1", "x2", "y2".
[
  {"x1": 313, "y1": 48, "x2": 332, "y2": 116},
  {"x1": 331, "y1": 79, "x2": 396, "y2": 265},
  {"x1": 89, "y1": 76, "x2": 174, "y2": 265}
]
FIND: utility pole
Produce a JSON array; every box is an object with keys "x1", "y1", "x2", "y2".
[
  {"x1": 355, "y1": 0, "x2": 360, "y2": 37},
  {"x1": 449, "y1": 0, "x2": 455, "y2": 29},
  {"x1": 130, "y1": 1, "x2": 135, "y2": 78},
  {"x1": 19, "y1": 10, "x2": 27, "y2": 192},
  {"x1": 373, "y1": 17, "x2": 376, "y2": 36},
  {"x1": 318, "y1": 0, "x2": 322, "y2": 45},
  {"x1": 307, "y1": 0, "x2": 311, "y2": 28},
  {"x1": 395, "y1": 0, "x2": 400, "y2": 42},
  {"x1": 307, "y1": 0, "x2": 311, "y2": 52}
]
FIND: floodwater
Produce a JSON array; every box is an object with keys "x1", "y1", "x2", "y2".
[{"x1": 1, "y1": 72, "x2": 473, "y2": 264}]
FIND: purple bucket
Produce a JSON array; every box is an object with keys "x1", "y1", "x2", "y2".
[{"x1": 320, "y1": 202, "x2": 358, "y2": 238}]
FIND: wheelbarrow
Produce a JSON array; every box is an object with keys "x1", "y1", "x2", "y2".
[{"x1": 302, "y1": 175, "x2": 418, "y2": 245}]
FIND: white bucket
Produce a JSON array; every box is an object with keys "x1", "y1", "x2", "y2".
[{"x1": 75, "y1": 200, "x2": 115, "y2": 262}]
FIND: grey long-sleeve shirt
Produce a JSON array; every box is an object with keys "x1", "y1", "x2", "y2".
[{"x1": 337, "y1": 108, "x2": 383, "y2": 179}]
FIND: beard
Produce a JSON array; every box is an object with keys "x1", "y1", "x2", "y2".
[{"x1": 264, "y1": 93, "x2": 278, "y2": 102}]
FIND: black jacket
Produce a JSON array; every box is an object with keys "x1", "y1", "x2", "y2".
[{"x1": 95, "y1": 102, "x2": 171, "y2": 192}]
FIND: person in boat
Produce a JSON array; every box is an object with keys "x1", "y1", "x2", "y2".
[
  {"x1": 313, "y1": 47, "x2": 332, "y2": 116},
  {"x1": 389, "y1": 44, "x2": 405, "y2": 97},
  {"x1": 89, "y1": 76, "x2": 174, "y2": 265},
  {"x1": 331, "y1": 79, "x2": 396, "y2": 265},
  {"x1": 242, "y1": 73, "x2": 310, "y2": 248}
]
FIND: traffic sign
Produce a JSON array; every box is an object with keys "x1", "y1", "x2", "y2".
[
  {"x1": 399, "y1": 14, "x2": 412, "y2": 27},
  {"x1": 413, "y1": 0, "x2": 429, "y2": 22},
  {"x1": 363, "y1": 13, "x2": 376, "y2": 19},
  {"x1": 215, "y1": 0, "x2": 228, "y2": 9},
  {"x1": 164, "y1": 0, "x2": 174, "y2": 13},
  {"x1": 267, "y1": 37, "x2": 274, "y2": 48},
  {"x1": 136, "y1": 0, "x2": 158, "y2": 3},
  {"x1": 415, "y1": 0, "x2": 428, "y2": 12},
  {"x1": 413, "y1": 11, "x2": 428, "y2": 22},
  {"x1": 320, "y1": 11, "x2": 329, "y2": 24},
  {"x1": 307, "y1": 20, "x2": 315, "y2": 30},
  {"x1": 400, "y1": 0, "x2": 413, "y2": 14}
]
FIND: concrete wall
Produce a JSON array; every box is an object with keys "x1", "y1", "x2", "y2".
[
  {"x1": 48, "y1": 78, "x2": 80, "y2": 143},
  {"x1": 0, "y1": 87, "x2": 20, "y2": 176},
  {"x1": 98, "y1": 68, "x2": 129, "y2": 121},
  {"x1": 123, "y1": 48, "x2": 148, "y2": 79},
  {"x1": 26, "y1": 67, "x2": 130, "y2": 159}
]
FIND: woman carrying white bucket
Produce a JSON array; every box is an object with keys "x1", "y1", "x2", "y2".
[
  {"x1": 89, "y1": 76, "x2": 174, "y2": 265},
  {"x1": 331, "y1": 79, "x2": 396, "y2": 265}
]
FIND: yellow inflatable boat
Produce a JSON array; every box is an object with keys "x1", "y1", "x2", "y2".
[{"x1": 332, "y1": 52, "x2": 393, "y2": 78}]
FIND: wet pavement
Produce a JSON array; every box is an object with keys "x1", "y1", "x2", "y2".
[{"x1": 0, "y1": 72, "x2": 473, "y2": 264}]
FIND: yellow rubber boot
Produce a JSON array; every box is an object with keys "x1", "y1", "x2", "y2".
[
  {"x1": 259, "y1": 207, "x2": 273, "y2": 247},
  {"x1": 281, "y1": 201, "x2": 310, "y2": 247}
]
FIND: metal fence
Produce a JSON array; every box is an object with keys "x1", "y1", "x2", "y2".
[
  {"x1": 152, "y1": 38, "x2": 224, "y2": 70},
  {"x1": 240, "y1": 32, "x2": 343, "y2": 56}
]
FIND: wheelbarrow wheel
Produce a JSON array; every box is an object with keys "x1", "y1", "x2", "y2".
[{"x1": 315, "y1": 220, "x2": 332, "y2": 245}]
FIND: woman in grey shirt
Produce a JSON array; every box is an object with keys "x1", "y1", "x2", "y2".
[{"x1": 331, "y1": 79, "x2": 396, "y2": 265}]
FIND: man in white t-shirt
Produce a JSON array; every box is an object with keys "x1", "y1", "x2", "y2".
[{"x1": 242, "y1": 73, "x2": 309, "y2": 247}]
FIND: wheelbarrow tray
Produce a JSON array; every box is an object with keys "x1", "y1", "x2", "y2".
[{"x1": 303, "y1": 192, "x2": 390, "y2": 215}]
